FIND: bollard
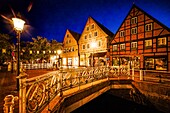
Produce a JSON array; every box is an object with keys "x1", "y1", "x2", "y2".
[
  {"x1": 140, "y1": 70, "x2": 143, "y2": 81},
  {"x1": 3, "y1": 95, "x2": 18, "y2": 113}
]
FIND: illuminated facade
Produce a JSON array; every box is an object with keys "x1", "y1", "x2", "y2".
[
  {"x1": 79, "y1": 17, "x2": 113, "y2": 67},
  {"x1": 62, "y1": 29, "x2": 80, "y2": 67},
  {"x1": 110, "y1": 5, "x2": 170, "y2": 71}
]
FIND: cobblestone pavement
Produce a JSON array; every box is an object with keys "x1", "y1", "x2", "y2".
[{"x1": 0, "y1": 69, "x2": 54, "y2": 112}]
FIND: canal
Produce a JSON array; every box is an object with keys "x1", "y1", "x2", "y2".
[{"x1": 71, "y1": 92, "x2": 163, "y2": 113}]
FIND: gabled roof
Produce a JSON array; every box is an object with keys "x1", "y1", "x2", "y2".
[
  {"x1": 68, "y1": 29, "x2": 81, "y2": 42},
  {"x1": 91, "y1": 17, "x2": 114, "y2": 37},
  {"x1": 113, "y1": 4, "x2": 170, "y2": 38}
]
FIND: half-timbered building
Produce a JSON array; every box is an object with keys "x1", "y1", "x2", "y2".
[{"x1": 110, "y1": 4, "x2": 170, "y2": 71}]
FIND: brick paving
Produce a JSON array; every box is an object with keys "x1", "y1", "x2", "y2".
[{"x1": 0, "y1": 69, "x2": 54, "y2": 113}]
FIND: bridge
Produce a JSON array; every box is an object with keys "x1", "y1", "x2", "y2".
[{"x1": 3, "y1": 66, "x2": 170, "y2": 113}]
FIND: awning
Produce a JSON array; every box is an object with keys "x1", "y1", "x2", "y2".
[{"x1": 89, "y1": 52, "x2": 107, "y2": 58}]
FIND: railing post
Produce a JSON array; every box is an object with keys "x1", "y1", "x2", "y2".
[
  {"x1": 16, "y1": 72, "x2": 28, "y2": 113},
  {"x1": 132, "y1": 67, "x2": 134, "y2": 80},
  {"x1": 140, "y1": 70, "x2": 143, "y2": 81},
  {"x1": 3, "y1": 95, "x2": 18, "y2": 113},
  {"x1": 59, "y1": 70, "x2": 63, "y2": 97}
]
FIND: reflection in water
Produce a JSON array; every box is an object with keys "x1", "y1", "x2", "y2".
[{"x1": 72, "y1": 93, "x2": 163, "y2": 113}]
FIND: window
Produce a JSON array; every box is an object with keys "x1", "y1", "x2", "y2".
[
  {"x1": 155, "y1": 57, "x2": 167, "y2": 70},
  {"x1": 145, "y1": 57, "x2": 167, "y2": 70},
  {"x1": 66, "y1": 34, "x2": 69, "y2": 38},
  {"x1": 94, "y1": 31, "x2": 98, "y2": 36},
  {"x1": 89, "y1": 34, "x2": 91, "y2": 38},
  {"x1": 71, "y1": 47, "x2": 74, "y2": 51},
  {"x1": 91, "y1": 24, "x2": 94, "y2": 29},
  {"x1": 131, "y1": 17, "x2": 137, "y2": 24},
  {"x1": 145, "y1": 23, "x2": 152, "y2": 31},
  {"x1": 69, "y1": 40, "x2": 71, "y2": 43},
  {"x1": 158, "y1": 37, "x2": 166, "y2": 46},
  {"x1": 120, "y1": 31, "x2": 125, "y2": 37},
  {"x1": 131, "y1": 42, "x2": 137, "y2": 49},
  {"x1": 87, "y1": 44, "x2": 90, "y2": 48},
  {"x1": 113, "y1": 45, "x2": 118, "y2": 51},
  {"x1": 84, "y1": 35, "x2": 87, "y2": 39},
  {"x1": 82, "y1": 45, "x2": 85, "y2": 49},
  {"x1": 145, "y1": 39, "x2": 152, "y2": 48},
  {"x1": 120, "y1": 43, "x2": 125, "y2": 50},
  {"x1": 98, "y1": 41, "x2": 102, "y2": 47},
  {"x1": 145, "y1": 57, "x2": 154, "y2": 69},
  {"x1": 131, "y1": 27, "x2": 137, "y2": 34},
  {"x1": 86, "y1": 26, "x2": 89, "y2": 31}
]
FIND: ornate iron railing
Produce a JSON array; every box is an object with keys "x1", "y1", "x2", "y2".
[
  {"x1": 21, "y1": 63, "x2": 53, "y2": 70},
  {"x1": 4, "y1": 66, "x2": 131, "y2": 113}
]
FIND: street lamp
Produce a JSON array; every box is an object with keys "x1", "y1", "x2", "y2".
[
  {"x1": 91, "y1": 42, "x2": 97, "y2": 67},
  {"x1": 12, "y1": 17, "x2": 25, "y2": 91},
  {"x1": 57, "y1": 50, "x2": 62, "y2": 68}
]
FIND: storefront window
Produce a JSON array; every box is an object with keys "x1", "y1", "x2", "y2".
[
  {"x1": 155, "y1": 58, "x2": 167, "y2": 70},
  {"x1": 120, "y1": 57, "x2": 129, "y2": 66},
  {"x1": 133, "y1": 57, "x2": 140, "y2": 69},
  {"x1": 145, "y1": 57, "x2": 154, "y2": 69},
  {"x1": 112, "y1": 57, "x2": 119, "y2": 66}
]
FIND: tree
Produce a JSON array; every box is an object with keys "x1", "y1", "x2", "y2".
[
  {"x1": 21, "y1": 36, "x2": 62, "y2": 63},
  {"x1": 0, "y1": 33, "x2": 14, "y2": 65}
]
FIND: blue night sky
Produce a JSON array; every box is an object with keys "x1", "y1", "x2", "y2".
[{"x1": 0, "y1": 0, "x2": 170, "y2": 42}]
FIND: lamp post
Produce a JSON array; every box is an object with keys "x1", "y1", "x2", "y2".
[
  {"x1": 91, "y1": 42, "x2": 97, "y2": 67},
  {"x1": 57, "y1": 50, "x2": 62, "y2": 68},
  {"x1": 12, "y1": 17, "x2": 25, "y2": 91}
]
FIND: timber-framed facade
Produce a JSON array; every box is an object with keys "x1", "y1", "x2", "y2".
[{"x1": 109, "y1": 5, "x2": 170, "y2": 71}]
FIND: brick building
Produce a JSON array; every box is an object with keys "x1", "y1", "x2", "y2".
[{"x1": 109, "y1": 5, "x2": 170, "y2": 71}]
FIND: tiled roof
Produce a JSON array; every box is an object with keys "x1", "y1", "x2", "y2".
[
  {"x1": 68, "y1": 29, "x2": 81, "y2": 42},
  {"x1": 91, "y1": 17, "x2": 114, "y2": 37}
]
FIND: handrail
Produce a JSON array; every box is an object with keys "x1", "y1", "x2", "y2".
[{"x1": 3, "y1": 66, "x2": 170, "y2": 113}]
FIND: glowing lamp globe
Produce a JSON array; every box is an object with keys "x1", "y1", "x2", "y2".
[{"x1": 12, "y1": 17, "x2": 25, "y2": 31}]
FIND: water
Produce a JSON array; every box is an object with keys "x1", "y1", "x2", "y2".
[{"x1": 71, "y1": 92, "x2": 163, "y2": 113}]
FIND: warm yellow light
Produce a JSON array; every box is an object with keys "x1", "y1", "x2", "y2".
[
  {"x1": 30, "y1": 50, "x2": 32, "y2": 54},
  {"x1": 91, "y1": 42, "x2": 97, "y2": 49},
  {"x1": 12, "y1": 17, "x2": 25, "y2": 31},
  {"x1": 57, "y1": 50, "x2": 62, "y2": 55},
  {"x1": 43, "y1": 51, "x2": 45, "y2": 54}
]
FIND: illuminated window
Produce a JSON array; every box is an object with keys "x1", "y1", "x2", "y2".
[
  {"x1": 145, "y1": 39, "x2": 152, "y2": 48},
  {"x1": 131, "y1": 17, "x2": 137, "y2": 24},
  {"x1": 113, "y1": 45, "x2": 118, "y2": 51},
  {"x1": 131, "y1": 27, "x2": 137, "y2": 34},
  {"x1": 131, "y1": 42, "x2": 137, "y2": 49},
  {"x1": 158, "y1": 37, "x2": 166, "y2": 46},
  {"x1": 120, "y1": 43, "x2": 125, "y2": 50},
  {"x1": 145, "y1": 23, "x2": 152, "y2": 31},
  {"x1": 120, "y1": 31, "x2": 125, "y2": 37}
]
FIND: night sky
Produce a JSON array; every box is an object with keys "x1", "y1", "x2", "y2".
[{"x1": 0, "y1": 0, "x2": 170, "y2": 43}]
